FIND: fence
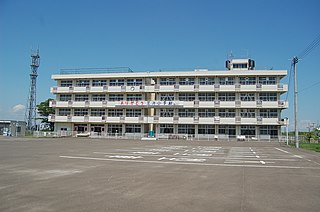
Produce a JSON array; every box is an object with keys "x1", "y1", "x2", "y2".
[
  {"x1": 33, "y1": 131, "x2": 283, "y2": 142},
  {"x1": 279, "y1": 135, "x2": 319, "y2": 144}
]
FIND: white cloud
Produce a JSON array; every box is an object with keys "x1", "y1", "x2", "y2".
[{"x1": 11, "y1": 104, "x2": 25, "y2": 113}]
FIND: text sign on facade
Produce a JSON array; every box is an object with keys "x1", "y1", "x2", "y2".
[{"x1": 115, "y1": 101, "x2": 183, "y2": 108}]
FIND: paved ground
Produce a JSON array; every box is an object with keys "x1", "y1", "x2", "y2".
[{"x1": 0, "y1": 137, "x2": 320, "y2": 212}]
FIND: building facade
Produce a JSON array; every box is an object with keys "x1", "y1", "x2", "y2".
[
  {"x1": 49, "y1": 59, "x2": 288, "y2": 140},
  {"x1": 0, "y1": 120, "x2": 26, "y2": 136}
]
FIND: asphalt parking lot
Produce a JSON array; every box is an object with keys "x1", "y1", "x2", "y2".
[{"x1": 1, "y1": 137, "x2": 320, "y2": 212}]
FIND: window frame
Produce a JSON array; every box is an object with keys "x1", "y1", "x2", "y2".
[{"x1": 92, "y1": 80, "x2": 107, "y2": 87}]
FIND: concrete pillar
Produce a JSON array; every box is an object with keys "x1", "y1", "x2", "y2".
[
  {"x1": 148, "y1": 92, "x2": 155, "y2": 137},
  {"x1": 122, "y1": 124, "x2": 125, "y2": 135},
  {"x1": 236, "y1": 125, "x2": 241, "y2": 136},
  {"x1": 195, "y1": 124, "x2": 198, "y2": 139}
]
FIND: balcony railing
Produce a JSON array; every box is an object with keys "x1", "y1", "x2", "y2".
[
  {"x1": 50, "y1": 115, "x2": 283, "y2": 125},
  {"x1": 50, "y1": 84, "x2": 288, "y2": 94},
  {"x1": 49, "y1": 99, "x2": 288, "y2": 109}
]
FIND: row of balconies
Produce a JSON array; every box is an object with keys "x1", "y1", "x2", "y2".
[
  {"x1": 51, "y1": 84, "x2": 288, "y2": 94},
  {"x1": 49, "y1": 115, "x2": 283, "y2": 125},
  {"x1": 50, "y1": 100, "x2": 288, "y2": 109}
]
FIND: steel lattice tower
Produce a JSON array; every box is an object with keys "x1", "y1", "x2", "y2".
[{"x1": 25, "y1": 50, "x2": 40, "y2": 130}]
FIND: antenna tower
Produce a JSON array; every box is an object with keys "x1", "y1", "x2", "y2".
[{"x1": 25, "y1": 49, "x2": 40, "y2": 130}]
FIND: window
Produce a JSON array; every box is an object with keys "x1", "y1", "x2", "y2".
[
  {"x1": 108, "y1": 109, "x2": 123, "y2": 117},
  {"x1": 160, "y1": 78, "x2": 176, "y2": 85},
  {"x1": 108, "y1": 124, "x2": 122, "y2": 134},
  {"x1": 60, "y1": 80, "x2": 73, "y2": 87},
  {"x1": 178, "y1": 124, "x2": 195, "y2": 134},
  {"x1": 109, "y1": 94, "x2": 124, "y2": 101},
  {"x1": 219, "y1": 77, "x2": 234, "y2": 85},
  {"x1": 178, "y1": 109, "x2": 195, "y2": 117},
  {"x1": 59, "y1": 94, "x2": 72, "y2": 101},
  {"x1": 239, "y1": 77, "x2": 256, "y2": 85},
  {"x1": 260, "y1": 126, "x2": 278, "y2": 137},
  {"x1": 109, "y1": 79, "x2": 125, "y2": 86},
  {"x1": 76, "y1": 80, "x2": 90, "y2": 87},
  {"x1": 74, "y1": 108, "x2": 89, "y2": 116},
  {"x1": 160, "y1": 124, "x2": 174, "y2": 134},
  {"x1": 240, "y1": 93, "x2": 255, "y2": 101},
  {"x1": 58, "y1": 108, "x2": 71, "y2": 116},
  {"x1": 179, "y1": 93, "x2": 195, "y2": 101},
  {"x1": 159, "y1": 109, "x2": 174, "y2": 117},
  {"x1": 218, "y1": 93, "x2": 235, "y2": 101},
  {"x1": 258, "y1": 77, "x2": 276, "y2": 85},
  {"x1": 75, "y1": 94, "x2": 89, "y2": 101},
  {"x1": 92, "y1": 80, "x2": 107, "y2": 86},
  {"x1": 241, "y1": 125, "x2": 256, "y2": 135},
  {"x1": 125, "y1": 124, "x2": 141, "y2": 133},
  {"x1": 92, "y1": 94, "x2": 106, "y2": 101},
  {"x1": 199, "y1": 77, "x2": 215, "y2": 85},
  {"x1": 198, "y1": 125, "x2": 215, "y2": 134},
  {"x1": 198, "y1": 93, "x2": 215, "y2": 101},
  {"x1": 179, "y1": 78, "x2": 195, "y2": 85},
  {"x1": 198, "y1": 108, "x2": 215, "y2": 117},
  {"x1": 126, "y1": 94, "x2": 142, "y2": 101},
  {"x1": 127, "y1": 79, "x2": 143, "y2": 86},
  {"x1": 126, "y1": 109, "x2": 141, "y2": 117},
  {"x1": 74, "y1": 124, "x2": 88, "y2": 133},
  {"x1": 91, "y1": 109, "x2": 105, "y2": 116},
  {"x1": 219, "y1": 109, "x2": 235, "y2": 117},
  {"x1": 233, "y1": 63, "x2": 247, "y2": 69},
  {"x1": 240, "y1": 109, "x2": 256, "y2": 118},
  {"x1": 259, "y1": 93, "x2": 277, "y2": 101},
  {"x1": 218, "y1": 125, "x2": 236, "y2": 135},
  {"x1": 259, "y1": 109, "x2": 278, "y2": 118},
  {"x1": 160, "y1": 93, "x2": 175, "y2": 101}
]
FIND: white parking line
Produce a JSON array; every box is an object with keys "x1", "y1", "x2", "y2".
[
  {"x1": 59, "y1": 155, "x2": 320, "y2": 169},
  {"x1": 132, "y1": 152, "x2": 160, "y2": 155},
  {"x1": 224, "y1": 160, "x2": 272, "y2": 164},
  {"x1": 274, "y1": 148, "x2": 289, "y2": 154},
  {"x1": 108, "y1": 155, "x2": 143, "y2": 159}
]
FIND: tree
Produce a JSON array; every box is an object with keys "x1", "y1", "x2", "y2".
[{"x1": 37, "y1": 98, "x2": 55, "y2": 130}]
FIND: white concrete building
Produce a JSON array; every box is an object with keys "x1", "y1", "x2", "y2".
[{"x1": 49, "y1": 58, "x2": 288, "y2": 140}]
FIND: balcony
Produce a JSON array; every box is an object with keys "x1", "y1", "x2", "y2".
[
  {"x1": 50, "y1": 114, "x2": 283, "y2": 126},
  {"x1": 51, "y1": 83, "x2": 288, "y2": 94},
  {"x1": 50, "y1": 99, "x2": 288, "y2": 109}
]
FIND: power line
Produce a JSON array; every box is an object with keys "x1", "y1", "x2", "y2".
[
  {"x1": 285, "y1": 63, "x2": 293, "y2": 101},
  {"x1": 299, "y1": 81, "x2": 320, "y2": 93},
  {"x1": 298, "y1": 33, "x2": 320, "y2": 59}
]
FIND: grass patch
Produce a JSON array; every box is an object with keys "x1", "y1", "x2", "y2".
[{"x1": 299, "y1": 143, "x2": 320, "y2": 152}]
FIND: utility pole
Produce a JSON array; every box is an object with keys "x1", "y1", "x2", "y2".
[{"x1": 292, "y1": 56, "x2": 299, "y2": 148}]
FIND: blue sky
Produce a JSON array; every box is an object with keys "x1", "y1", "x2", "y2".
[{"x1": 0, "y1": 0, "x2": 319, "y2": 130}]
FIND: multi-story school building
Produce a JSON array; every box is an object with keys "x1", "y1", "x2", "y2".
[{"x1": 49, "y1": 58, "x2": 288, "y2": 140}]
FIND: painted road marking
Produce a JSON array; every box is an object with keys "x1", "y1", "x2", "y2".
[
  {"x1": 59, "y1": 156, "x2": 320, "y2": 169},
  {"x1": 132, "y1": 152, "x2": 160, "y2": 155},
  {"x1": 224, "y1": 160, "x2": 272, "y2": 164},
  {"x1": 293, "y1": 155, "x2": 303, "y2": 158},
  {"x1": 158, "y1": 157, "x2": 206, "y2": 162},
  {"x1": 182, "y1": 153, "x2": 212, "y2": 157},
  {"x1": 108, "y1": 155, "x2": 143, "y2": 159},
  {"x1": 274, "y1": 148, "x2": 289, "y2": 154}
]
